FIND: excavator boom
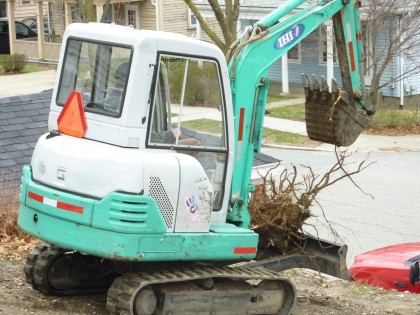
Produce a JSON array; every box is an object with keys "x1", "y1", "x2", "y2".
[{"x1": 227, "y1": 0, "x2": 372, "y2": 223}]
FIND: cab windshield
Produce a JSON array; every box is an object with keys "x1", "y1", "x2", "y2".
[{"x1": 57, "y1": 38, "x2": 132, "y2": 117}]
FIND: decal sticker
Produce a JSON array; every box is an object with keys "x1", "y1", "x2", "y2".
[
  {"x1": 184, "y1": 195, "x2": 200, "y2": 222},
  {"x1": 236, "y1": 108, "x2": 245, "y2": 162},
  {"x1": 38, "y1": 162, "x2": 46, "y2": 174},
  {"x1": 346, "y1": 23, "x2": 356, "y2": 72},
  {"x1": 274, "y1": 24, "x2": 305, "y2": 50}
]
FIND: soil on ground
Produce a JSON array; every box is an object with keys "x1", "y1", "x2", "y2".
[{"x1": 0, "y1": 256, "x2": 419, "y2": 315}]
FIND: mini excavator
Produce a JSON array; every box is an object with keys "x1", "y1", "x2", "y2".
[{"x1": 18, "y1": 0, "x2": 373, "y2": 314}]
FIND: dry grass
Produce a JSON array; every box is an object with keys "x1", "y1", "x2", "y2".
[{"x1": 0, "y1": 172, "x2": 38, "y2": 260}]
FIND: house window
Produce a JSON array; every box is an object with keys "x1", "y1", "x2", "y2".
[
  {"x1": 239, "y1": 18, "x2": 258, "y2": 34},
  {"x1": 71, "y1": 4, "x2": 86, "y2": 23},
  {"x1": 0, "y1": 2, "x2": 6, "y2": 18},
  {"x1": 126, "y1": 5, "x2": 140, "y2": 29},
  {"x1": 188, "y1": 8, "x2": 197, "y2": 29},
  {"x1": 103, "y1": 4, "x2": 114, "y2": 23},
  {"x1": 288, "y1": 43, "x2": 301, "y2": 63},
  {"x1": 319, "y1": 24, "x2": 337, "y2": 64},
  {"x1": 21, "y1": 0, "x2": 32, "y2": 5}
]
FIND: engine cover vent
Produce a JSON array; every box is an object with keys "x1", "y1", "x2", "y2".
[{"x1": 149, "y1": 176, "x2": 175, "y2": 230}]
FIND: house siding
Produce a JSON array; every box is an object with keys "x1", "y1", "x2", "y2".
[
  {"x1": 161, "y1": 0, "x2": 195, "y2": 36},
  {"x1": 366, "y1": 14, "x2": 420, "y2": 98},
  {"x1": 49, "y1": 2, "x2": 65, "y2": 36},
  {"x1": 401, "y1": 14, "x2": 420, "y2": 97},
  {"x1": 267, "y1": 34, "x2": 343, "y2": 87},
  {"x1": 374, "y1": 16, "x2": 398, "y2": 98},
  {"x1": 139, "y1": 1, "x2": 157, "y2": 30},
  {"x1": 14, "y1": 1, "x2": 41, "y2": 21}
]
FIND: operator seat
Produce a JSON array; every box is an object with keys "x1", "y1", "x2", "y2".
[{"x1": 104, "y1": 62, "x2": 129, "y2": 112}]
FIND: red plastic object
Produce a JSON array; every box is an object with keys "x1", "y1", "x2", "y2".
[
  {"x1": 57, "y1": 91, "x2": 87, "y2": 138},
  {"x1": 349, "y1": 243, "x2": 420, "y2": 293}
]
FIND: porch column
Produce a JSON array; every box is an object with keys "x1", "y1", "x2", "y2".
[
  {"x1": 95, "y1": 3, "x2": 104, "y2": 22},
  {"x1": 196, "y1": 19, "x2": 202, "y2": 40},
  {"x1": 36, "y1": 0, "x2": 45, "y2": 60},
  {"x1": 157, "y1": 0, "x2": 163, "y2": 31},
  {"x1": 6, "y1": 0, "x2": 16, "y2": 54},
  {"x1": 326, "y1": 21, "x2": 334, "y2": 90},
  {"x1": 281, "y1": 54, "x2": 290, "y2": 94},
  {"x1": 64, "y1": 2, "x2": 73, "y2": 27}
]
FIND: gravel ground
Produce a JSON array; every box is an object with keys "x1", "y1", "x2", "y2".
[{"x1": 0, "y1": 258, "x2": 419, "y2": 315}]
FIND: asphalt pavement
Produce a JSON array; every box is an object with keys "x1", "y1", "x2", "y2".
[{"x1": 1, "y1": 69, "x2": 419, "y2": 153}]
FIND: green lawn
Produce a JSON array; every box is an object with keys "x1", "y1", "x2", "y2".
[
  {"x1": 266, "y1": 103, "x2": 420, "y2": 133},
  {"x1": 182, "y1": 119, "x2": 307, "y2": 145},
  {"x1": 0, "y1": 63, "x2": 56, "y2": 75},
  {"x1": 182, "y1": 119, "x2": 222, "y2": 134},
  {"x1": 266, "y1": 104, "x2": 305, "y2": 121},
  {"x1": 368, "y1": 108, "x2": 419, "y2": 129},
  {"x1": 262, "y1": 129, "x2": 307, "y2": 145},
  {"x1": 19, "y1": 64, "x2": 55, "y2": 74},
  {"x1": 266, "y1": 94, "x2": 302, "y2": 103}
]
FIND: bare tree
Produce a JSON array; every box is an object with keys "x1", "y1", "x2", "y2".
[
  {"x1": 182, "y1": 0, "x2": 240, "y2": 53},
  {"x1": 361, "y1": 0, "x2": 420, "y2": 107}
]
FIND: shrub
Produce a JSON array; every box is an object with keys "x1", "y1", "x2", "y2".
[
  {"x1": 369, "y1": 108, "x2": 419, "y2": 129},
  {"x1": 166, "y1": 60, "x2": 222, "y2": 106},
  {"x1": 0, "y1": 54, "x2": 27, "y2": 73}
]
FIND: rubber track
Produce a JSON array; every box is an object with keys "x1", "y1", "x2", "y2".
[
  {"x1": 23, "y1": 243, "x2": 50, "y2": 291},
  {"x1": 107, "y1": 265, "x2": 296, "y2": 315},
  {"x1": 24, "y1": 244, "x2": 112, "y2": 296}
]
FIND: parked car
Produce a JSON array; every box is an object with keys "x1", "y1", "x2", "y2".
[
  {"x1": 0, "y1": 18, "x2": 37, "y2": 54},
  {"x1": 21, "y1": 17, "x2": 51, "y2": 35},
  {"x1": 349, "y1": 242, "x2": 420, "y2": 293}
]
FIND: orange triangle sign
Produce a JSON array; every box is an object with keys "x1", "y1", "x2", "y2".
[{"x1": 57, "y1": 91, "x2": 88, "y2": 138}]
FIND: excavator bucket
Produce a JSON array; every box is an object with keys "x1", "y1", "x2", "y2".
[{"x1": 302, "y1": 74, "x2": 369, "y2": 147}]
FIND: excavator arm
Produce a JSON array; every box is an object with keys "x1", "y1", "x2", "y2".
[{"x1": 227, "y1": 0, "x2": 373, "y2": 226}]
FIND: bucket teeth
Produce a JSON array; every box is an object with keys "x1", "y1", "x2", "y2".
[
  {"x1": 320, "y1": 76, "x2": 329, "y2": 92},
  {"x1": 319, "y1": 76, "x2": 329, "y2": 103},
  {"x1": 331, "y1": 77, "x2": 339, "y2": 93},
  {"x1": 311, "y1": 74, "x2": 320, "y2": 90},
  {"x1": 301, "y1": 73, "x2": 368, "y2": 147},
  {"x1": 301, "y1": 73, "x2": 310, "y2": 88},
  {"x1": 301, "y1": 74, "x2": 310, "y2": 99},
  {"x1": 301, "y1": 74, "x2": 333, "y2": 104}
]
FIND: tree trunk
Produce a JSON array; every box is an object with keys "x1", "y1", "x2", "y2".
[{"x1": 183, "y1": 0, "x2": 240, "y2": 53}]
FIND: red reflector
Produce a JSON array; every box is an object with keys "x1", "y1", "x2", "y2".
[
  {"x1": 28, "y1": 191, "x2": 43, "y2": 202},
  {"x1": 27, "y1": 191, "x2": 84, "y2": 214},
  {"x1": 238, "y1": 108, "x2": 245, "y2": 141},
  {"x1": 57, "y1": 201, "x2": 84, "y2": 214},
  {"x1": 57, "y1": 91, "x2": 87, "y2": 138},
  {"x1": 234, "y1": 247, "x2": 257, "y2": 255}
]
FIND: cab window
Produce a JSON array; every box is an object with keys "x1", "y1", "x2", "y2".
[{"x1": 57, "y1": 38, "x2": 132, "y2": 117}]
